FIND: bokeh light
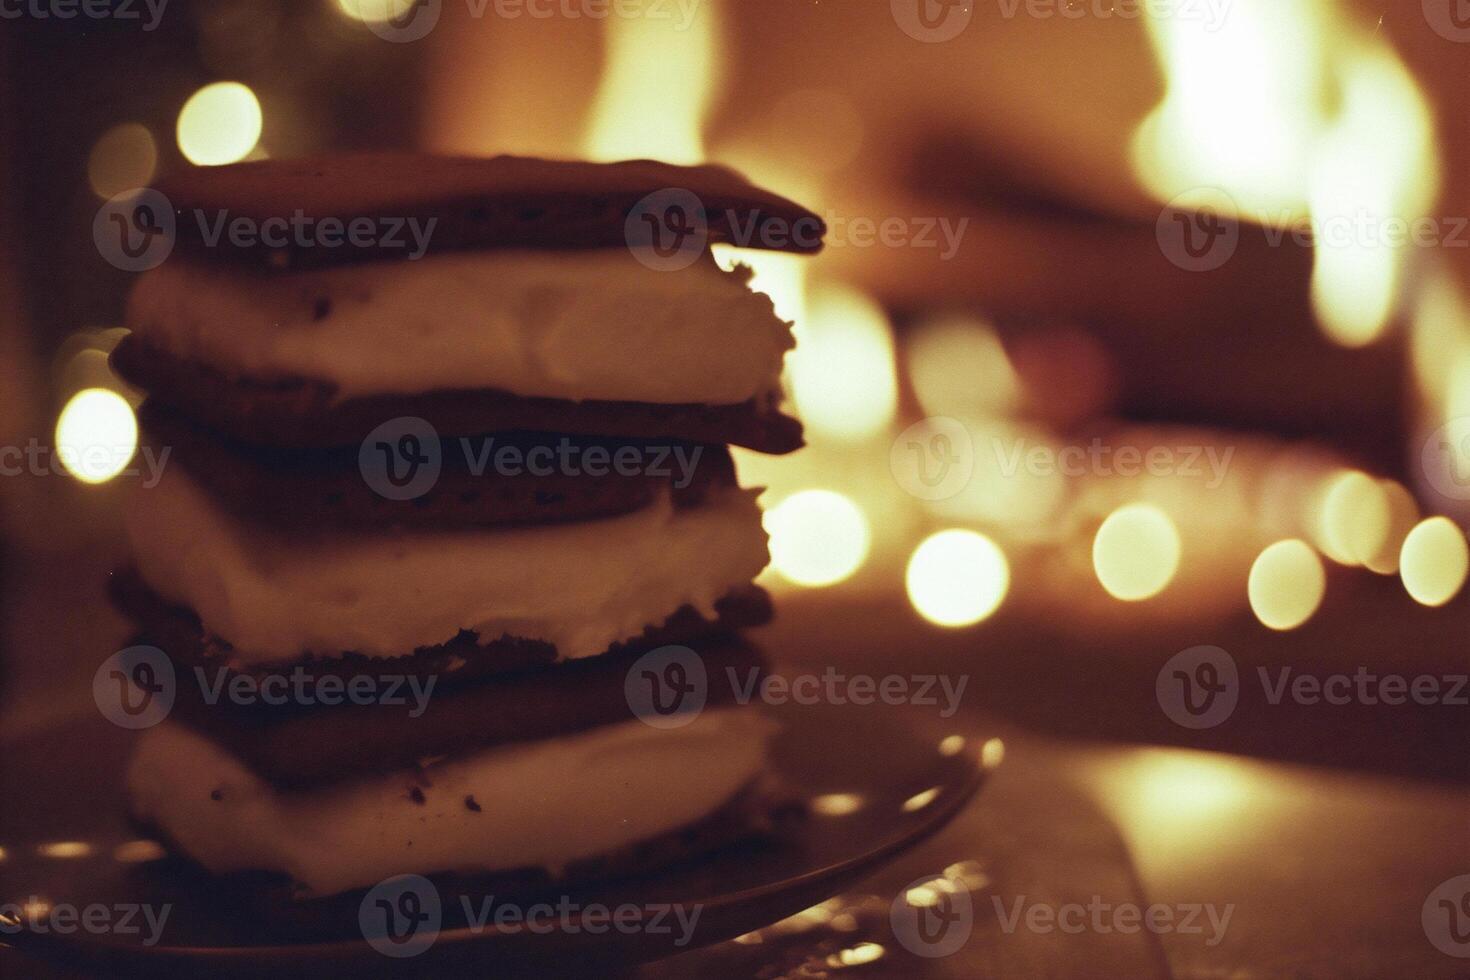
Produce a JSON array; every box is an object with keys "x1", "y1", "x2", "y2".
[
  {"x1": 335, "y1": 0, "x2": 417, "y2": 22},
  {"x1": 176, "y1": 82, "x2": 263, "y2": 166},
  {"x1": 1316, "y1": 469, "x2": 1390, "y2": 567},
  {"x1": 906, "y1": 315, "x2": 1020, "y2": 419},
  {"x1": 905, "y1": 529, "x2": 1010, "y2": 628},
  {"x1": 1092, "y1": 503, "x2": 1182, "y2": 601},
  {"x1": 86, "y1": 123, "x2": 157, "y2": 199},
  {"x1": 788, "y1": 284, "x2": 897, "y2": 443},
  {"x1": 584, "y1": 0, "x2": 717, "y2": 166},
  {"x1": 765, "y1": 489, "x2": 871, "y2": 588},
  {"x1": 54, "y1": 388, "x2": 137, "y2": 485},
  {"x1": 1364, "y1": 480, "x2": 1421, "y2": 575},
  {"x1": 1247, "y1": 539, "x2": 1325, "y2": 631},
  {"x1": 1399, "y1": 517, "x2": 1469, "y2": 607}
]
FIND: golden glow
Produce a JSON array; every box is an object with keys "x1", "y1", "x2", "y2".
[
  {"x1": 1131, "y1": 0, "x2": 1325, "y2": 215},
  {"x1": 1365, "y1": 480, "x2": 1421, "y2": 575},
  {"x1": 176, "y1": 82, "x2": 262, "y2": 167},
  {"x1": 1248, "y1": 539, "x2": 1326, "y2": 631},
  {"x1": 54, "y1": 388, "x2": 137, "y2": 485},
  {"x1": 1092, "y1": 504, "x2": 1182, "y2": 601},
  {"x1": 787, "y1": 283, "x2": 897, "y2": 443},
  {"x1": 944, "y1": 860, "x2": 991, "y2": 890},
  {"x1": 1400, "y1": 517, "x2": 1469, "y2": 607},
  {"x1": 981, "y1": 737, "x2": 1006, "y2": 769},
  {"x1": 905, "y1": 874, "x2": 965, "y2": 908},
  {"x1": 1411, "y1": 268, "x2": 1470, "y2": 490},
  {"x1": 0, "y1": 846, "x2": 7, "y2": 862},
  {"x1": 829, "y1": 943, "x2": 886, "y2": 968},
  {"x1": 928, "y1": 419, "x2": 1066, "y2": 532},
  {"x1": 938, "y1": 734, "x2": 966, "y2": 757},
  {"x1": 335, "y1": 0, "x2": 417, "y2": 22},
  {"x1": 765, "y1": 489, "x2": 870, "y2": 588},
  {"x1": 810, "y1": 793, "x2": 865, "y2": 817},
  {"x1": 113, "y1": 840, "x2": 166, "y2": 863},
  {"x1": 1317, "y1": 470, "x2": 1390, "y2": 566},
  {"x1": 1309, "y1": 49, "x2": 1438, "y2": 347},
  {"x1": 1133, "y1": 0, "x2": 1437, "y2": 347},
  {"x1": 584, "y1": 0, "x2": 717, "y2": 164},
  {"x1": 901, "y1": 787, "x2": 941, "y2": 813},
  {"x1": 905, "y1": 529, "x2": 1010, "y2": 627},
  {"x1": 87, "y1": 123, "x2": 157, "y2": 199},
  {"x1": 37, "y1": 841, "x2": 92, "y2": 859},
  {"x1": 713, "y1": 247, "x2": 807, "y2": 326},
  {"x1": 907, "y1": 315, "x2": 1020, "y2": 418},
  {"x1": 1082, "y1": 750, "x2": 1275, "y2": 878}
]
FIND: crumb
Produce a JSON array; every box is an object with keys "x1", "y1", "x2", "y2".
[
  {"x1": 209, "y1": 788, "x2": 224, "y2": 801},
  {"x1": 408, "y1": 786, "x2": 426, "y2": 805},
  {"x1": 312, "y1": 297, "x2": 332, "y2": 320},
  {"x1": 465, "y1": 795, "x2": 482, "y2": 812}
]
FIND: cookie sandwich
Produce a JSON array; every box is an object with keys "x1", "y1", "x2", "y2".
[{"x1": 109, "y1": 154, "x2": 823, "y2": 905}]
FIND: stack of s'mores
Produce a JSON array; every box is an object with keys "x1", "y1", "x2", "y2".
[{"x1": 108, "y1": 154, "x2": 821, "y2": 903}]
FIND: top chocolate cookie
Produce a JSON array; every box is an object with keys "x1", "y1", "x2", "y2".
[{"x1": 152, "y1": 153, "x2": 826, "y2": 269}]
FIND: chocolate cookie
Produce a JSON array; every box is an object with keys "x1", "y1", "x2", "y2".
[
  {"x1": 113, "y1": 334, "x2": 804, "y2": 454},
  {"x1": 138, "y1": 401, "x2": 736, "y2": 529},
  {"x1": 160, "y1": 633, "x2": 770, "y2": 789},
  {"x1": 153, "y1": 153, "x2": 826, "y2": 269}
]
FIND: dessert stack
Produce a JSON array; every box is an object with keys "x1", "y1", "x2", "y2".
[{"x1": 107, "y1": 154, "x2": 822, "y2": 906}]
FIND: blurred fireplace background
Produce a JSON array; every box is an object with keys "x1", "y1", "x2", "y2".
[{"x1": 1, "y1": 0, "x2": 1467, "y2": 774}]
